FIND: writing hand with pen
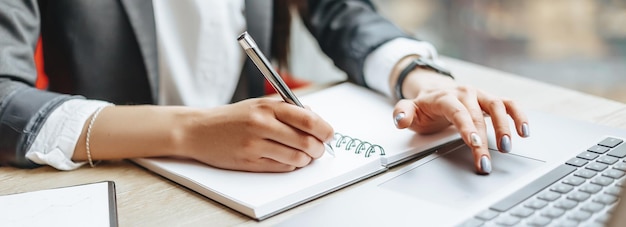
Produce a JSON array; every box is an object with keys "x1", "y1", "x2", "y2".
[{"x1": 182, "y1": 98, "x2": 334, "y2": 172}]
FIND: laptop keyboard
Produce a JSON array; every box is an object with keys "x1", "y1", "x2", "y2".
[{"x1": 460, "y1": 137, "x2": 625, "y2": 227}]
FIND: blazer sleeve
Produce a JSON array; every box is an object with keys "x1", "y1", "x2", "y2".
[
  {"x1": 0, "y1": 0, "x2": 79, "y2": 168},
  {"x1": 303, "y1": 0, "x2": 412, "y2": 87}
]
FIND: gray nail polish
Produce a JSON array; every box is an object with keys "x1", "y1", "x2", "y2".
[
  {"x1": 394, "y1": 113, "x2": 405, "y2": 127},
  {"x1": 500, "y1": 135, "x2": 511, "y2": 153},
  {"x1": 522, "y1": 123, "x2": 530, "y2": 137},
  {"x1": 480, "y1": 156, "x2": 492, "y2": 174}
]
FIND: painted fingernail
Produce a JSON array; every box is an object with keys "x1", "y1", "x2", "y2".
[
  {"x1": 394, "y1": 112, "x2": 405, "y2": 127},
  {"x1": 522, "y1": 123, "x2": 530, "y2": 137},
  {"x1": 480, "y1": 155, "x2": 492, "y2": 174},
  {"x1": 470, "y1": 133, "x2": 482, "y2": 147},
  {"x1": 500, "y1": 135, "x2": 511, "y2": 153}
]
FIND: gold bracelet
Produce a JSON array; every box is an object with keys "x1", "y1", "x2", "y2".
[{"x1": 86, "y1": 106, "x2": 106, "y2": 167}]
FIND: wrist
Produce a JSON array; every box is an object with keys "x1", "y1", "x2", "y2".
[
  {"x1": 392, "y1": 57, "x2": 454, "y2": 100},
  {"x1": 168, "y1": 107, "x2": 205, "y2": 158},
  {"x1": 402, "y1": 70, "x2": 456, "y2": 99},
  {"x1": 389, "y1": 56, "x2": 420, "y2": 98}
]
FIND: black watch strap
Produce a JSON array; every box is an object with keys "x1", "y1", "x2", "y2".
[{"x1": 394, "y1": 58, "x2": 454, "y2": 100}]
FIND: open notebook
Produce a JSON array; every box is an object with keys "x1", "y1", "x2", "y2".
[{"x1": 133, "y1": 83, "x2": 460, "y2": 220}]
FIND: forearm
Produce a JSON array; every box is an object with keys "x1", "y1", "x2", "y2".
[{"x1": 71, "y1": 105, "x2": 196, "y2": 162}]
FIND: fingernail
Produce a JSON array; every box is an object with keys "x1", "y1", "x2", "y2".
[
  {"x1": 522, "y1": 123, "x2": 530, "y2": 137},
  {"x1": 500, "y1": 135, "x2": 511, "y2": 153},
  {"x1": 470, "y1": 133, "x2": 482, "y2": 147},
  {"x1": 394, "y1": 112, "x2": 405, "y2": 127},
  {"x1": 480, "y1": 156, "x2": 492, "y2": 174}
]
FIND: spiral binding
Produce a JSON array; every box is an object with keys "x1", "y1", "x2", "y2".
[{"x1": 331, "y1": 132, "x2": 385, "y2": 157}]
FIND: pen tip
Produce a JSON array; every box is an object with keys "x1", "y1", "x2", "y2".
[{"x1": 325, "y1": 143, "x2": 336, "y2": 157}]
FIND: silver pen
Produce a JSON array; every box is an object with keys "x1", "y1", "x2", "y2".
[{"x1": 237, "y1": 31, "x2": 335, "y2": 157}]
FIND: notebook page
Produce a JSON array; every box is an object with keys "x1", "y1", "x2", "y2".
[
  {"x1": 300, "y1": 83, "x2": 461, "y2": 167},
  {"x1": 0, "y1": 181, "x2": 116, "y2": 227}
]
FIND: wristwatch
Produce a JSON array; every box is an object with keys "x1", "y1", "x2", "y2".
[{"x1": 394, "y1": 58, "x2": 454, "y2": 100}]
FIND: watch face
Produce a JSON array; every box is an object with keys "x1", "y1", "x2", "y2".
[{"x1": 414, "y1": 58, "x2": 453, "y2": 78}]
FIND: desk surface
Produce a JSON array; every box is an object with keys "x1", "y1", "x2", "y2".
[{"x1": 2, "y1": 57, "x2": 625, "y2": 226}]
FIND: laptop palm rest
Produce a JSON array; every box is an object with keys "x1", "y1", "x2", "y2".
[{"x1": 378, "y1": 145, "x2": 544, "y2": 208}]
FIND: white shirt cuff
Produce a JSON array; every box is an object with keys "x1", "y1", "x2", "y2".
[
  {"x1": 26, "y1": 99, "x2": 113, "y2": 170},
  {"x1": 363, "y1": 37, "x2": 444, "y2": 98}
]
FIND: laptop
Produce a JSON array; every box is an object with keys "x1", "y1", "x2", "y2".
[{"x1": 276, "y1": 110, "x2": 626, "y2": 226}]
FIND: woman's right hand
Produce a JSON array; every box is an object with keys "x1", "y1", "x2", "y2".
[{"x1": 179, "y1": 98, "x2": 334, "y2": 172}]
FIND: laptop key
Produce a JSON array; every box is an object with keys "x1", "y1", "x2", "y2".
[
  {"x1": 457, "y1": 218, "x2": 484, "y2": 227},
  {"x1": 509, "y1": 206, "x2": 534, "y2": 218},
  {"x1": 604, "y1": 186, "x2": 621, "y2": 196},
  {"x1": 568, "y1": 210, "x2": 592, "y2": 222},
  {"x1": 494, "y1": 215, "x2": 520, "y2": 226},
  {"x1": 566, "y1": 158, "x2": 588, "y2": 167},
  {"x1": 613, "y1": 162, "x2": 626, "y2": 171},
  {"x1": 574, "y1": 169, "x2": 597, "y2": 179},
  {"x1": 592, "y1": 194, "x2": 618, "y2": 205},
  {"x1": 537, "y1": 191, "x2": 560, "y2": 201},
  {"x1": 553, "y1": 198, "x2": 578, "y2": 210},
  {"x1": 524, "y1": 199, "x2": 548, "y2": 209},
  {"x1": 598, "y1": 137, "x2": 623, "y2": 148},
  {"x1": 602, "y1": 169, "x2": 625, "y2": 179},
  {"x1": 559, "y1": 219, "x2": 580, "y2": 226},
  {"x1": 526, "y1": 216, "x2": 551, "y2": 226},
  {"x1": 588, "y1": 145, "x2": 610, "y2": 154},
  {"x1": 474, "y1": 209, "x2": 499, "y2": 221},
  {"x1": 597, "y1": 155, "x2": 618, "y2": 165},
  {"x1": 578, "y1": 183, "x2": 602, "y2": 194},
  {"x1": 490, "y1": 164, "x2": 576, "y2": 212},
  {"x1": 562, "y1": 176, "x2": 586, "y2": 186},
  {"x1": 540, "y1": 207, "x2": 565, "y2": 219},
  {"x1": 550, "y1": 183, "x2": 574, "y2": 194},
  {"x1": 607, "y1": 144, "x2": 626, "y2": 158},
  {"x1": 577, "y1": 151, "x2": 599, "y2": 160},
  {"x1": 581, "y1": 202, "x2": 605, "y2": 212},
  {"x1": 586, "y1": 162, "x2": 608, "y2": 172},
  {"x1": 590, "y1": 176, "x2": 614, "y2": 186},
  {"x1": 567, "y1": 191, "x2": 591, "y2": 202}
]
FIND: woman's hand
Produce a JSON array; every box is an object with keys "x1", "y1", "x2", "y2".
[
  {"x1": 180, "y1": 98, "x2": 334, "y2": 172},
  {"x1": 392, "y1": 64, "x2": 529, "y2": 174}
]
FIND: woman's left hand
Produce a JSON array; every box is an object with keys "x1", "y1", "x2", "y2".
[{"x1": 392, "y1": 68, "x2": 529, "y2": 174}]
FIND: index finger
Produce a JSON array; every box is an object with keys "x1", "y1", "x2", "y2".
[
  {"x1": 273, "y1": 102, "x2": 335, "y2": 144},
  {"x1": 437, "y1": 94, "x2": 492, "y2": 174}
]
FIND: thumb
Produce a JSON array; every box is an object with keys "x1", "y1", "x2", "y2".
[{"x1": 393, "y1": 99, "x2": 417, "y2": 129}]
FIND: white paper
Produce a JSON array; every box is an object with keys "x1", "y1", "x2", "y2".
[{"x1": 0, "y1": 182, "x2": 114, "y2": 227}]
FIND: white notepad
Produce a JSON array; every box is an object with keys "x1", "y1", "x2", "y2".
[
  {"x1": 0, "y1": 181, "x2": 118, "y2": 227},
  {"x1": 133, "y1": 83, "x2": 460, "y2": 220}
]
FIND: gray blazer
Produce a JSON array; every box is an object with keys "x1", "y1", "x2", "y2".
[{"x1": 0, "y1": 0, "x2": 409, "y2": 168}]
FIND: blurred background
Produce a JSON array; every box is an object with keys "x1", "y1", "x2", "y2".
[
  {"x1": 371, "y1": 0, "x2": 626, "y2": 103},
  {"x1": 290, "y1": 0, "x2": 626, "y2": 103}
]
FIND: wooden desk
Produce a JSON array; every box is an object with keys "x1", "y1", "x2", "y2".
[{"x1": 2, "y1": 57, "x2": 625, "y2": 226}]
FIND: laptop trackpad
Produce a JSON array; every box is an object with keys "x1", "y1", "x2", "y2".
[{"x1": 379, "y1": 145, "x2": 544, "y2": 208}]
